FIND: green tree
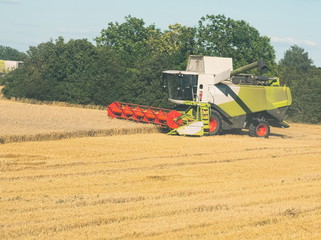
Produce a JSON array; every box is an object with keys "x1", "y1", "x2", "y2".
[
  {"x1": 95, "y1": 16, "x2": 192, "y2": 107},
  {"x1": 195, "y1": 15, "x2": 277, "y2": 73},
  {"x1": 279, "y1": 45, "x2": 314, "y2": 71},
  {"x1": 3, "y1": 37, "x2": 124, "y2": 105},
  {"x1": 287, "y1": 68, "x2": 321, "y2": 124},
  {"x1": 278, "y1": 45, "x2": 321, "y2": 124},
  {"x1": 0, "y1": 45, "x2": 27, "y2": 61},
  {"x1": 297, "y1": 73, "x2": 321, "y2": 123},
  {"x1": 96, "y1": 15, "x2": 162, "y2": 68},
  {"x1": 159, "y1": 24, "x2": 197, "y2": 70}
]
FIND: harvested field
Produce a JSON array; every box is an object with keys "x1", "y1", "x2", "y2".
[
  {"x1": 1, "y1": 123, "x2": 321, "y2": 239},
  {"x1": 0, "y1": 96, "x2": 158, "y2": 143}
]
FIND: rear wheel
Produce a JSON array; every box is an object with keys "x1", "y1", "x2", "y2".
[
  {"x1": 209, "y1": 110, "x2": 222, "y2": 136},
  {"x1": 249, "y1": 119, "x2": 270, "y2": 138}
]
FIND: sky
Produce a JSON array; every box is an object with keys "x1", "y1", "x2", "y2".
[{"x1": 1, "y1": 0, "x2": 321, "y2": 67}]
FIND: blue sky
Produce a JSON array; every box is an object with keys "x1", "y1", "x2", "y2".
[{"x1": 1, "y1": 0, "x2": 321, "y2": 67}]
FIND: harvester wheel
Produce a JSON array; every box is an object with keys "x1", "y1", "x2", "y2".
[
  {"x1": 209, "y1": 110, "x2": 222, "y2": 135},
  {"x1": 249, "y1": 119, "x2": 270, "y2": 138}
]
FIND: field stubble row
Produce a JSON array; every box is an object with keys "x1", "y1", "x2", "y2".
[{"x1": 1, "y1": 122, "x2": 321, "y2": 239}]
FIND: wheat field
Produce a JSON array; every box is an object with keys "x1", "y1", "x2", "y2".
[
  {"x1": 0, "y1": 96, "x2": 158, "y2": 143},
  {"x1": 1, "y1": 122, "x2": 321, "y2": 239}
]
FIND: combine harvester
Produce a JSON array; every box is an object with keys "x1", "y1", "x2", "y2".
[{"x1": 108, "y1": 56, "x2": 292, "y2": 138}]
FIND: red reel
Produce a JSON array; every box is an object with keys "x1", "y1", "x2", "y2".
[{"x1": 166, "y1": 111, "x2": 183, "y2": 129}]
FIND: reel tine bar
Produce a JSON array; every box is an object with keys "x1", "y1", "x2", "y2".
[{"x1": 107, "y1": 101, "x2": 172, "y2": 127}]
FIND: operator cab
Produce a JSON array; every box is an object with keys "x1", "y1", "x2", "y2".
[{"x1": 163, "y1": 70, "x2": 199, "y2": 104}]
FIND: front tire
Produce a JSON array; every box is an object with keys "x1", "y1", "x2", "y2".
[
  {"x1": 249, "y1": 119, "x2": 270, "y2": 138},
  {"x1": 209, "y1": 110, "x2": 222, "y2": 136}
]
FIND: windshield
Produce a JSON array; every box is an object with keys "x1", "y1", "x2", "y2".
[{"x1": 163, "y1": 73, "x2": 198, "y2": 101}]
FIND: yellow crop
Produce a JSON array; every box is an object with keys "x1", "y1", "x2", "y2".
[
  {"x1": 0, "y1": 97, "x2": 158, "y2": 143},
  {"x1": 1, "y1": 123, "x2": 321, "y2": 239}
]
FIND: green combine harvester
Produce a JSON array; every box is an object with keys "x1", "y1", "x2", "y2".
[{"x1": 108, "y1": 55, "x2": 292, "y2": 138}]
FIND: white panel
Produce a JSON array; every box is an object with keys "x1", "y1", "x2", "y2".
[
  {"x1": 203, "y1": 56, "x2": 233, "y2": 74},
  {"x1": 186, "y1": 55, "x2": 233, "y2": 75},
  {"x1": 198, "y1": 74, "x2": 214, "y2": 103},
  {"x1": 177, "y1": 122, "x2": 203, "y2": 135},
  {"x1": 213, "y1": 69, "x2": 231, "y2": 84},
  {"x1": 212, "y1": 82, "x2": 240, "y2": 105}
]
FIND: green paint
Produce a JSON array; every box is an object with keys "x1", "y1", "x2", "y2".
[
  {"x1": 218, "y1": 85, "x2": 291, "y2": 117},
  {"x1": 167, "y1": 102, "x2": 211, "y2": 136}
]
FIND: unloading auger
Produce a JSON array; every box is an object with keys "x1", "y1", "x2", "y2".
[{"x1": 107, "y1": 55, "x2": 292, "y2": 138}]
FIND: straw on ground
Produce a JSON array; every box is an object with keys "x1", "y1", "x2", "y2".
[{"x1": 1, "y1": 123, "x2": 321, "y2": 239}]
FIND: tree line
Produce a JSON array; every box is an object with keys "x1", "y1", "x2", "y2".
[
  {"x1": 278, "y1": 45, "x2": 321, "y2": 123},
  {"x1": 0, "y1": 45, "x2": 26, "y2": 61},
  {"x1": 1, "y1": 15, "x2": 320, "y2": 123}
]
